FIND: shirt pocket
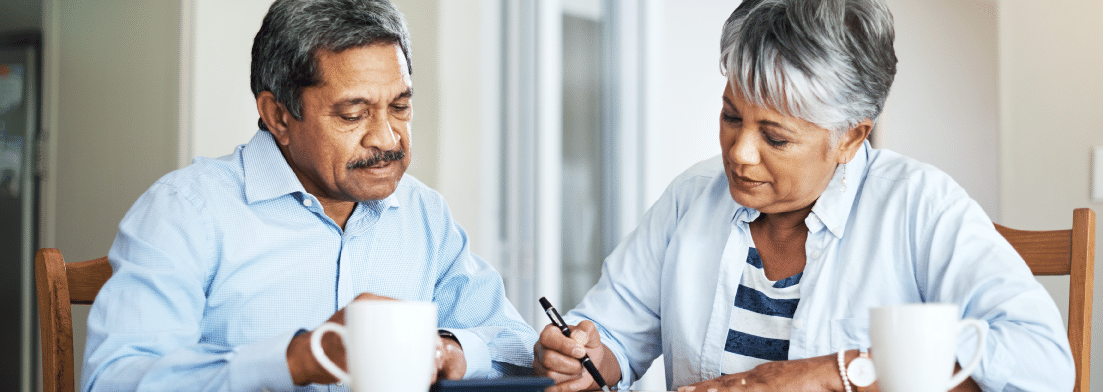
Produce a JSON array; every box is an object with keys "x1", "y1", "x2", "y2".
[{"x1": 830, "y1": 318, "x2": 870, "y2": 350}]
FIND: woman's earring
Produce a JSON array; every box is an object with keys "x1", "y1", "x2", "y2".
[{"x1": 841, "y1": 163, "x2": 847, "y2": 193}]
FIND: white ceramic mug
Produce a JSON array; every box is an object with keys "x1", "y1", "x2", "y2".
[
  {"x1": 869, "y1": 303, "x2": 987, "y2": 392},
  {"x1": 309, "y1": 300, "x2": 438, "y2": 392}
]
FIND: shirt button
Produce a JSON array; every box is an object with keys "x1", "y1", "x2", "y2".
[
  {"x1": 793, "y1": 319, "x2": 804, "y2": 329},
  {"x1": 810, "y1": 250, "x2": 822, "y2": 259},
  {"x1": 303, "y1": 198, "x2": 313, "y2": 207},
  {"x1": 336, "y1": 381, "x2": 344, "y2": 387}
]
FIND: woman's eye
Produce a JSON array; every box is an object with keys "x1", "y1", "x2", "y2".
[
  {"x1": 765, "y1": 135, "x2": 788, "y2": 147},
  {"x1": 721, "y1": 113, "x2": 741, "y2": 124}
]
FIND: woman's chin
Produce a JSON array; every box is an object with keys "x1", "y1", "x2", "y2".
[{"x1": 728, "y1": 187, "x2": 771, "y2": 210}]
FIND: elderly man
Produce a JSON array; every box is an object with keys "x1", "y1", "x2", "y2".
[{"x1": 82, "y1": 0, "x2": 536, "y2": 390}]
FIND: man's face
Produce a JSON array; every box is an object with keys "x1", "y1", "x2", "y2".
[{"x1": 275, "y1": 43, "x2": 413, "y2": 204}]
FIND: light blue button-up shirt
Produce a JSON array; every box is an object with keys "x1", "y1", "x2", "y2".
[
  {"x1": 565, "y1": 141, "x2": 1073, "y2": 392},
  {"x1": 83, "y1": 130, "x2": 536, "y2": 392}
]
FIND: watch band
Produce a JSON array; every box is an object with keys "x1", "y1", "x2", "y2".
[
  {"x1": 837, "y1": 349, "x2": 852, "y2": 392},
  {"x1": 438, "y1": 329, "x2": 461, "y2": 347}
]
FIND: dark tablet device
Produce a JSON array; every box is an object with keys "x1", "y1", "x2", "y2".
[{"x1": 430, "y1": 377, "x2": 554, "y2": 392}]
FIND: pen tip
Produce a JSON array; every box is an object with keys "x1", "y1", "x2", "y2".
[{"x1": 539, "y1": 297, "x2": 552, "y2": 310}]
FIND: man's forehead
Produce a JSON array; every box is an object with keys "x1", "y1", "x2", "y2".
[{"x1": 310, "y1": 44, "x2": 412, "y2": 104}]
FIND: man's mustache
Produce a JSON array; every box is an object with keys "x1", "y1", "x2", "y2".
[{"x1": 346, "y1": 150, "x2": 406, "y2": 170}]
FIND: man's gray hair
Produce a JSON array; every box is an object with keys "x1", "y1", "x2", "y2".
[
  {"x1": 251, "y1": 0, "x2": 412, "y2": 130},
  {"x1": 720, "y1": 0, "x2": 897, "y2": 140}
]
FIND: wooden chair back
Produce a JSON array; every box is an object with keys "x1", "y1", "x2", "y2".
[
  {"x1": 35, "y1": 248, "x2": 112, "y2": 392},
  {"x1": 994, "y1": 208, "x2": 1095, "y2": 392}
]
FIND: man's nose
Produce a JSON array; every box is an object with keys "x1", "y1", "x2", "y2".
[{"x1": 361, "y1": 114, "x2": 400, "y2": 151}]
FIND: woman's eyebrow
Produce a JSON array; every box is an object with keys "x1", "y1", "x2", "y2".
[{"x1": 757, "y1": 119, "x2": 797, "y2": 135}]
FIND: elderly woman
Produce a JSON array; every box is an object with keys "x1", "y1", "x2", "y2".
[{"x1": 534, "y1": 0, "x2": 1073, "y2": 391}]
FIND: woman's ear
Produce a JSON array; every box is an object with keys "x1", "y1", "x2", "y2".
[
  {"x1": 256, "y1": 91, "x2": 293, "y2": 146},
  {"x1": 836, "y1": 119, "x2": 872, "y2": 164}
]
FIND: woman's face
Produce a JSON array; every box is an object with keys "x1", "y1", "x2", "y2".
[{"x1": 719, "y1": 84, "x2": 866, "y2": 214}]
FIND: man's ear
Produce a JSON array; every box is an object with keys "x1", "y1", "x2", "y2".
[
  {"x1": 256, "y1": 91, "x2": 294, "y2": 146},
  {"x1": 836, "y1": 119, "x2": 872, "y2": 164}
]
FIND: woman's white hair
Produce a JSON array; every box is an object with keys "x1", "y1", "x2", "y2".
[{"x1": 720, "y1": 0, "x2": 897, "y2": 142}]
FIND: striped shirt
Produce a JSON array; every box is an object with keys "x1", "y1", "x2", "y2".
[{"x1": 722, "y1": 246, "x2": 802, "y2": 374}]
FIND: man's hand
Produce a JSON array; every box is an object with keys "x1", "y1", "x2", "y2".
[
  {"x1": 676, "y1": 354, "x2": 842, "y2": 392},
  {"x1": 534, "y1": 320, "x2": 620, "y2": 392},
  {"x1": 433, "y1": 334, "x2": 467, "y2": 382},
  {"x1": 286, "y1": 292, "x2": 395, "y2": 386}
]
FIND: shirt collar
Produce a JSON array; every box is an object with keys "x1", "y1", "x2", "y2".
[
  {"x1": 241, "y1": 130, "x2": 404, "y2": 211},
  {"x1": 729, "y1": 139, "x2": 870, "y2": 239},
  {"x1": 243, "y1": 130, "x2": 306, "y2": 204},
  {"x1": 809, "y1": 140, "x2": 870, "y2": 238}
]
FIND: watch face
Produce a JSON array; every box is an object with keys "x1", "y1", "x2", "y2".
[{"x1": 847, "y1": 357, "x2": 877, "y2": 387}]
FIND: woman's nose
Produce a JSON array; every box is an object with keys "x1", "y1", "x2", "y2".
[{"x1": 729, "y1": 129, "x2": 760, "y2": 165}]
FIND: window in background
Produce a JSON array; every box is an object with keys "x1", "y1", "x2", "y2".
[
  {"x1": 560, "y1": 3, "x2": 606, "y2": 311},
  {"x1": 498, "y1": 0, "x2": 645, "y2": 322}
]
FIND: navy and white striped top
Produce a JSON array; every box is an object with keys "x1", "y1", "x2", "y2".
[{"x1": 722, "y1": 247, "x2": 803, "y2": 374}]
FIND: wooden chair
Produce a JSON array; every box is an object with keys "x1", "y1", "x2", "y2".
[
  {"x1": 35, "y1": 248, "x2": 113, "y2": 392},
  {"x1": 994, "y1": 208, "x2": 1096, "y2": 392}
]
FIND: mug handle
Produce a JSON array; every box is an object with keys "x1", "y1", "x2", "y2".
[
  {"x1": 309, "y1": 321, "x2": 352, "y2": 384},
  {"x1": 947, "y1": 319, "x2": 988, "y2": 389}
]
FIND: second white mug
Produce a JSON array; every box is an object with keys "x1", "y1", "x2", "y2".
[{"x1": 870, "y1": 303, "x2": 987, "y2": 392}]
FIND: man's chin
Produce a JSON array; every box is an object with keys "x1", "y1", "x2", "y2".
[{"x1": 345, "y1": 180, "x2": 402, "y2": 203}]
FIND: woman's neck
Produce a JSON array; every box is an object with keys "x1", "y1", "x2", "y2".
[{"x1": 755, "y1": 203, "x2": 815, "y2": 234}]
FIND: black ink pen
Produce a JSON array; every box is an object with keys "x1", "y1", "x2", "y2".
[{"x1": 539, "y1": 297, "x2": 611, "y2": 392}]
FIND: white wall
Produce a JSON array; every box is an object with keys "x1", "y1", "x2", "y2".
[
  {"x1": 434, "y1": 0, "x2": 503, "y2": 262},
  {"x1": 184, "y1": 0, "x2": 271, "y2": 164},
  {"x1": 999, "y1": 1, "x2": 1103, "y2": 389},
  {"x1": 879, "y1": 0, "x2": 999, "y2": 216},
  {"x1": 641, "y1": 0, "x2": 732, "y2": 207},
  {"x1": 43, "y1": 0, "x2": 181, "y2": 386}
]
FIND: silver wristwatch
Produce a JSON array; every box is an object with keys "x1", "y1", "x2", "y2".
[{"x1": 846, "y1": 348, "x2": 876, "y2": 391}]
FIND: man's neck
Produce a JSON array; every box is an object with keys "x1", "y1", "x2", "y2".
[{"x1": 320, "y1": 200, "x2": 357, "y2": 230}]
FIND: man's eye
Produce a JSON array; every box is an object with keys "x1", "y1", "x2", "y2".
[
  {"x1": 392, "y1": 105, "x2": 410, "y2": 112},
  {"x1": 341, "y1": 115, "x2": 362, "y2": 122}
]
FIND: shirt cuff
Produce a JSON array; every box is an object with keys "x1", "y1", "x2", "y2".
[
  {"x1": 228, "y1": 329, "x2": 300, "y2": 392},
  {"x1": 442, "y1": 328, "x2": 492, "y2": 378}
]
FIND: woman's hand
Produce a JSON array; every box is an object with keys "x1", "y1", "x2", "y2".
[
  {"x1": 534, "y1": 320, "x2": 621, "y2": 392},
  {"x1": 677, "y1": 354, "x2": 844, "y2": 392}
]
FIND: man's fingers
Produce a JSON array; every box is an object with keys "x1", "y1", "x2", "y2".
[{"x1": 353, "y1": 292, "x2": 396, "y2": 301}]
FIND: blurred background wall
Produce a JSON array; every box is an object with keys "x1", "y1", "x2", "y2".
[{"x1": 2, "y1": 0, "x2": 1098, "y2": 390}]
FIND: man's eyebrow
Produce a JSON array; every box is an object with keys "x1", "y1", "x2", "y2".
[
  {"x1": 332, "y1": 98, "x2": 370, "y2": 112},
  {"x1": 330, "y1": 88, "x2": 413, "y2": 111},
  {"x1": 394, "y1": 87, "x2": 413, "y2": 101}
]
